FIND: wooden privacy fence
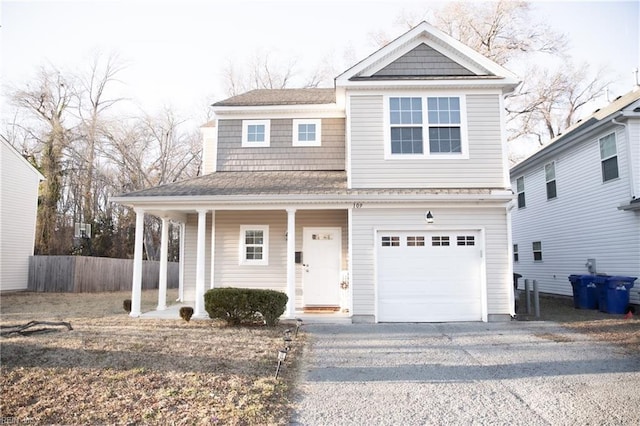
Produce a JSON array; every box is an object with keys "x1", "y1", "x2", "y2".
[{"x1": 28, "y1": 256, "x2": 179, "y2": 293}]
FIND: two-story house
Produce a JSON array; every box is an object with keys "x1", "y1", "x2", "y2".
[
  {"x1": 510, "y1": 89, "x2": 640, "y2": 304},
  {"x1": 112, "y1": 22, "x2": 520, "y2": 322}
]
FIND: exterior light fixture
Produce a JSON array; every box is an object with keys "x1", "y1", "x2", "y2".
[
  {"x1": 275, "y1": 349, "x2": 288, "y2": 379},
  {"x1": 284, "y1": 335, "x2": 292, "y2": 351},
  {"x1": 426, "y1": 211, "x2": 434, "y2": 224}
]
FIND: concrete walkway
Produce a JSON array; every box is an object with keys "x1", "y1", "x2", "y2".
[{"x1": 291, "y1": 322, "x2": 640, "y2": 425}]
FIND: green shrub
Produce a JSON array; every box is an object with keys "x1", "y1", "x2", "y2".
[
  {"x1": 204, "y1": 288, "x2": 288, "y2": 326},
  {"x1": 179, "y1": 306, "x2": 194, "y2": 322}
]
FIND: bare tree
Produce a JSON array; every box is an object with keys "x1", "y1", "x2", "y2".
[{"x1": 10, "y1": 66, "x2": 76, "y2": 254}]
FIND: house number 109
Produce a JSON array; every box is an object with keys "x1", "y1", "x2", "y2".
[{"x1": 353, "y1": 202, "x2": 363, "y2": 209}]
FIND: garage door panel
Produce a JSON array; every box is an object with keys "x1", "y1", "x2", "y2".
[{"x1": 377, "y1": 231, "x2": 483, "y2": 322}]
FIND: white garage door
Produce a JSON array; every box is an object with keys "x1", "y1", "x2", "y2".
[{"x1": 377, "y1": 231, "x2": 483, "y2": 322}]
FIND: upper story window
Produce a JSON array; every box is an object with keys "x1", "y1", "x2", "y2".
[
  {"x1": 513, "y1": 244, "x2": 519, "y2": 262},
  {"x1": 599, "y1": 133, "x2": 618, "y2": 182},
  {"x1": 293, "y1": 119, "x2": 322, "y2": 147},
  {"x1": 386, "y1": 95, "x2": 467, "y2": 159},
  {"x1": 239, "y1": 225, "x2": 269, "y2": 265},
  {"x1": 242, "y1": 120, "x2": 270, "y2": 147},
  {"x1": 545, "y1": 162, "x2": 557, "y2": 200},
  {"x1": 532, "y1": 241, "x2": 543, "y2": 261},
  {"x1": 516, "y1": 176, "x2": 525, "y2": 208}
]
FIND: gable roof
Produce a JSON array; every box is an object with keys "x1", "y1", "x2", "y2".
[
  {"x1": 511, "y1": 88, "x2": 640, "y2": 175},
  {"x1": 336, "y1": 21, "x2": 520, "y2": 92},
  {"x1": 1, "y1": 139, "x2": 45, "y2": 181},
  {"x1": 213, "y1": 88, "x2": 335, "y2": 107}
]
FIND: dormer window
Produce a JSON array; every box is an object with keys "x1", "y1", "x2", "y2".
[
  {"x1": 293, "y1": 119, "x2": 321, "y2": 147},
  {"x1": 242, "y1": 120, "x2": 270, "y2": 147},
  {"x1": 385, "y1": 95, "x2": 468, "y2": 159}
]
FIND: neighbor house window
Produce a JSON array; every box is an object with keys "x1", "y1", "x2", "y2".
[
  {"x1": 516, "y1": 176, "x2": 525, "y2": 208},
  {"x1": 513, "y1": 244, "x2": 519, "y2": 262},
  {"x1": 387, "y1": 95, "x2": 467, "y2": 158},
  {"x1": 240, "y1": 225, "x2": 269, "y2": 265},
  {"x1": 545, "y1": 162, "x2": 557, "y2": 200},
  {"x1": 242, "y1": 120, "x2": 270, "y2": 147},
  {"x1": 532, "y1": 241, "x2": 542, "y2": 261},
  {"x1": 293, "y1": 119, "x2": 321, "y2": 146},
  {"x1": 599, "y1": 133, "x2": 618, "y2": 182}
]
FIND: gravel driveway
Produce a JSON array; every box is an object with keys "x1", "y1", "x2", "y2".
[{"x1": 291, "y1": 322, "x2": 640, "y2": 425}]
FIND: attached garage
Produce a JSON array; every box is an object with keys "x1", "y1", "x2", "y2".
[{"x1": 376, "y1": 230, "x2": 484, "y2": 322}]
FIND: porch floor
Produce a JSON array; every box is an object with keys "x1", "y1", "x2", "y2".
[{"x1": 138, "y1": 304, "x2": 352, "y2": 324}]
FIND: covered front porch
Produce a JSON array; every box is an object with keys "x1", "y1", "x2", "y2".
[{"x1": 125, "y1": 206, "x2": 351, "y2": 320}]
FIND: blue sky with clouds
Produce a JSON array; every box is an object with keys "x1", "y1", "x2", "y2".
[{"x1": 1, "y1": 1, "x2": 638, "y2": 118}]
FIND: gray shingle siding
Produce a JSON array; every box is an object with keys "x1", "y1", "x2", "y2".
[
  {"x1": 372, "y1": 43, "x2": 475, "y2": 77},
  {"x1": 217, "y1": 118, "x2": 346, "y2": 171}
]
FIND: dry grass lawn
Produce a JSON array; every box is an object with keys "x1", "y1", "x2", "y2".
[{"x1": 0, "y1": 290, "x2": 303, "y2": 425}]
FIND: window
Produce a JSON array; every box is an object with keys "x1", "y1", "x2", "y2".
[
  {"x1": 381, "y1": 236, "x2": 400, "y2": 247},
  {"x1": 407, "y1": 236, "x2": 425, "y2": 246},
  {"x1": 386, "y1": 95, "x2": 467, "y2": 158},
  {"x1": 456, "y1": 236, "x2": 475, "y2": 246},
  {"x1": 242, "y1": 120, "x2": 270, "y2": 147},
  {"x1": 432, "y1": 236, "x2": 450, "y2": 246},
  {"x1": 599, "y1": 133, "x2": 618, "y2": 182},
  {"x1": 293, "y1": 119, "x2": 322, "y2": 146},
  {"x1": 516, "y1": 176, "x2": 525, "y2": 208},
  {"x1": 390, "y1": 97, "x2": 423, "y2": 154},
  {"x1": 427, "y1": 97, "x2": 461, "y2": 154},
  {"x1": 240, "y1": 225, "x2": 269, "y2": 265},
  {"x1": 545, "y1": 162, "x2": 557, "y2": 200},
  {"x1": 513, "y1": 244, "x2": 519, "y2": 262},
  {"x1": 532, "y1": 241, "x2": 542, "y2": 261}
]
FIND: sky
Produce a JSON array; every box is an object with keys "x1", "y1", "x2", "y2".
[{"x1": 1, "y1": 0, "x2": 639, "y2": 122}]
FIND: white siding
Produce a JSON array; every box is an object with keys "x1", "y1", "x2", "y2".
[
  {"x1": 351, "y1": 206, "x2": 511, "y2": 320},
  {"x1": 511, "y1": 125, "x2": 640, "y2": 304},
  {"x1": 183, "y1": 209, "x2": 348, "y2": 309},
  {"x1": 349, "y1": 93, "x2": 506, "y2": 188},
  {"x1": 1, "y1": 141, "x2": 42, "y2": 291}
]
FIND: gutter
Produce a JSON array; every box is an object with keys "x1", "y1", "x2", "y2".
[{"x1": 611, "y1": 117, "x2": 637, "y2": 200}]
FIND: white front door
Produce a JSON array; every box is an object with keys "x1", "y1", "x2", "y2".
[{"x1": 303, "y1": 227, "x2": 342, "y2": 306}]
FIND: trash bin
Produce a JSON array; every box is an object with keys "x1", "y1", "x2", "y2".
[
  {"x1": 594, "y1": 275, "x2": 637, "y2": 314},
  {"x1": 568, "y1": 274, "x2": 598, "y2": 309}
]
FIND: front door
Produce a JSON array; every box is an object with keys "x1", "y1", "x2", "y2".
[{"x1": 302, "y1": 227, "x2": 342, "y2": 307}]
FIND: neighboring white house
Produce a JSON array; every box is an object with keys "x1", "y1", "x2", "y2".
[
  {"x1": 1, "y1": 139, "x2": 44, "y2": 291},
  {"x1": 510, "y1": 89, "x2": 640, "y2": 304},
  {"x1": 112, "y1": 22, "x2": 521, "y2": 322}
]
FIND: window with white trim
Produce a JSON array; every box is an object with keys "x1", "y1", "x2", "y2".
[
  {"x1": 599, "y1": 133, "x2": 618, "y2": 182},
  {"x1": 432, "y1": 236, "x2": 450, "y2": 246},
  {"x1": 532, "y1": 241, "x2": 542, "y2": 262},
  {"x1": 407, "y1": 236, "x2": 425, "y2": 246},
  {"x1": 293, "y1": 119, "x2": 321, "y2": 146},
  {"x1": 240, "y1": 225, "x2": 269, "y2": 265},
  {"x1": 242, "y1": 120, "x2": 270, "y2": 147},
  {"x1": 513, "y1": 244, "x2": 519, "y2": 262},
  {"x1": 545, "y1": 162, "x2": 557, "y2": 200},
  {"x1": 386, "y1": 95, "x2": 467, "y2": 158},
  {"x1": 381, "y1": 236, "x2": 400, "y2": 247},
  {"x1": 456, "y1": 236, "x2": 475, "y2": 246},
  {"x1": 516, "y1": 176, "x2": 525, "y2": 208}
]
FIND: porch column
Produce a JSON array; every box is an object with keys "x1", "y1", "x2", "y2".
[
  {"x1": 157, "y1": 217, "x2": 169, "y2": 310},
  {"x1": 178, "y1": 222, "x2": 185, "y2": 302},
  {"x1": 194, "y1": 209, "x2": 208, "y2": 318},
  {"x1": 130, "y1": 208, "x2": 145, "y2": 317},
  {"x1": 286, "y1": 208, "x2": 296, "y2": 317},
  {"x1": 210, "y1": 210, "x2": 216, "y2": 289}
]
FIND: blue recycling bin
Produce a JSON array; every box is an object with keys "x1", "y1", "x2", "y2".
[
  {"x1": 593, "y1": 275, "x2": 637, "y2": 314},
  {"x1": 568, "y1": 275, "x2": 598, "y2": 309}
]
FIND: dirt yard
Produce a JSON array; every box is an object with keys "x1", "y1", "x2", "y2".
[
  {"x1": 1, "y1": 290, "x2": 638, "y2": 425},
  {"x1": 0, "y1": 290, "x2": 303, "y2": 425}
]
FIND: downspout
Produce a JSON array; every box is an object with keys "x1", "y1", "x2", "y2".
[{"x1": 611, "y1": 117, "x2": 636, "y2": 199}]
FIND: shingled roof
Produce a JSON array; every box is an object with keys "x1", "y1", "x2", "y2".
[
  {"x1": 116, "y1": 170, "x2": 496, "y2": 199},
  {"x1": 212, "y1": 88, "x2": 336, "y2": 107}
]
